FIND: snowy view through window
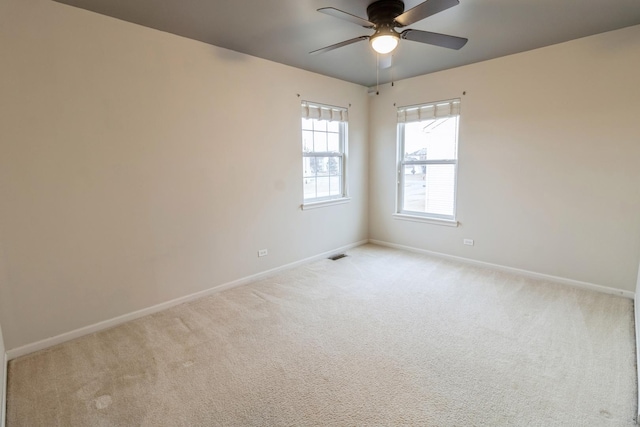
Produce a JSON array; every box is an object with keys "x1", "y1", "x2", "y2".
[
  {"x1": 302, "y1": 117, "x2": 345, "y2": 202},
  {"x1": 400, "y1": 116, "x2": 458, "y2": 219}
]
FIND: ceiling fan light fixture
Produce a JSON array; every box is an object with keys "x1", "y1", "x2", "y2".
[
  {"x1": 370, "y1": 26, "x2": 400, "y2": 54},
  {"x1": 312, "y1": 0, "x2": 468, "y2": 58}
]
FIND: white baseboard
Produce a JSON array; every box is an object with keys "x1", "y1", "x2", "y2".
[
  {"x1": 369, "y1": 239, "x2": 634, "y2": 299},
  {"x1": 6, "y1": 240, "x2": 368, "y2": 361}
]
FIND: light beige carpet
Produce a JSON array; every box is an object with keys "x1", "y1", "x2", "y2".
[{"x1": 6, "y1": 244, "x2": 637, "y2": 426}]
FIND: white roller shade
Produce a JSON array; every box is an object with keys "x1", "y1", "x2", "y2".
[
  {"x1": 397, "y1": 99, "x2": 460, "y2": 123},
  {"x1": 301, "y1": 101, "x2": 348, "y2": 122}
]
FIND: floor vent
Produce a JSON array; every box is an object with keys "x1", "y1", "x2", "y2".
[{"x1": 329, "y1": 254, "x2": 347, "y2": 261}]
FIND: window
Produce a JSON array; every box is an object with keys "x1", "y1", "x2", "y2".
[
  {"x1": 301, "y1": 101, "x2": 348, "y2": 207},
  {"x1": 397, "y1": 99, "x2": 460, "y2": 221}
]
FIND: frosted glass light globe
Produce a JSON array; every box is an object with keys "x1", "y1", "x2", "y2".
[{"x1": 371, "y1": 34, "x2": 399, "y2": 54}]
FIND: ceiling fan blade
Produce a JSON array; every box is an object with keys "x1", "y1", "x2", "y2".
[
  {"x1": 378, "y1": 53, "x2": 393, "y2": 69},
  {"x1": 310, "y1": 36, "x2": 370, "y2": 55},
  {"x1": 401, "y1": 29, "x2": 468, "y2": 50},
  {"x1": 317, "y1": 7, "x2": 375, "y2": 28},
  {"x1": 394, "y1": 0, "x2": 460, "y2": 27}
]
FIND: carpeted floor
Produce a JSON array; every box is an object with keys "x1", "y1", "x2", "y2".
[{"x1": 6, "y1": 244, "x2": 638, "y2": 426}]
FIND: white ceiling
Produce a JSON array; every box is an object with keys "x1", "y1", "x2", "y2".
[{"x1": 53, "y1": 0, "x2": 640, "y2": 87}]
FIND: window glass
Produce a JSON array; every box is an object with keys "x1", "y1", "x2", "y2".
[
  {"x1": 301, "y1": 101, "x2": 348, "y2": 204},
  {"x1": 397, "y1": 99, "x2": 460, "y2": 220}
]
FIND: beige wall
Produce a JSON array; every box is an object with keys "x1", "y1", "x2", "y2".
[
  {"x1": 369, "y1": 24, "x2": 640, "y2": 292},
  {"x1": 0, "y1": 0, "x2": 369, "y2": 349}
]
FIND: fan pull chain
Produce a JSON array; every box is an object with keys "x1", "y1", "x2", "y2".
[
  {"x1": 391, "y1": 54, "x2": 395, "y2": 87},
  {"x1": 376, "y1": 53, "x2": 380, "y2": 95}
]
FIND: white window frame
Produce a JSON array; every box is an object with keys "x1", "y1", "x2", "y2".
[
  {"x1": 395, "y1": 99, "x2": 460, "y2": 225},
  {"x1": 301, "y1": 101, "x2": 350, "y2": 209}
]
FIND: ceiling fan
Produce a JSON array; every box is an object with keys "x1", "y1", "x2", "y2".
[{"x1": 310, "y1": 0, "x2": 468, "y2": 56}]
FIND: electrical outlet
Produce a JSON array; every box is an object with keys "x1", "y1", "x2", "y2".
[
  {"x1": 463, "y1": 239, "x2": 474, "y2": 246},
  {"x1": 258, "y1": 249, "x2": 268, "y2": 257}
]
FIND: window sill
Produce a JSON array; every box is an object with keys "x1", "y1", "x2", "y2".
[
  {"x1": 302, "y1": 197, "x2": 351, "y2": 210},
  {"x1": 392, "y1": 213, "x2": 459, "y2": 227}
]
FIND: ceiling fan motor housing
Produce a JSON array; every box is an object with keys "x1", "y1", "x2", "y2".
[{"x1": 366, "y1": 0, "x2": 405, "y2": 25}]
